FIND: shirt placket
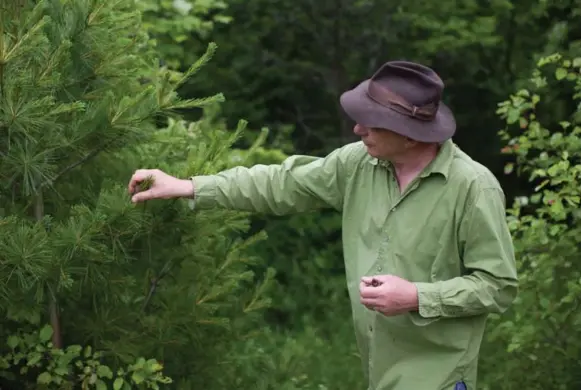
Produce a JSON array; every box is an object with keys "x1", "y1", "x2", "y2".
[
  {"x1": 367, "y1": 309, "x2": 376, "y2": 389},
  {"x1": 367, "y1": 168, "x2": 399, "y2": 388},
  {"x1": 367, "y1": 167, "x2": 423, "y2": 387}
]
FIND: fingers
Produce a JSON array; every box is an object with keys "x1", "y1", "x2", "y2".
[
  {"x1": 361, "y1": 276, "x2": 384, "y2": 288},
  {"x1": 360, "y1": 296, "x2": 379, "y2": 308},
  {"x1": 128, "y1": 169, "x2": 155, "y2": 194},
  {"x1": 360, "y1": 285, "x2": 381, "y2": 299},
  {"x1": 359, "y1": 281, "x2": 381, "y2": 299},
  {"x1": 128, "y1": 169, "x2": 161, "y2": 203},
  {"x1": 359, "y1": 279, "x2": 386, "y2": 311},
  {"x1": 368, "y1": 275, "x2": 390, "y2": 284},
  {"x1": 131, "y1": 188, "x2": 155, "y2": 203}
]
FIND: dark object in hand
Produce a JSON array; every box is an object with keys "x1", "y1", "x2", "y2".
[{"x1": 371, "y1": 279, "x2": 381, "y2": 287}]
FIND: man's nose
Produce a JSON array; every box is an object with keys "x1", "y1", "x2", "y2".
[{"x1": 353, "y1": 124, "x2": 368, "y2": 136}]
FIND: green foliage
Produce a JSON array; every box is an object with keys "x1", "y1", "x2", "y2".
[
  {"x1": 228, "y1": 311, "x2": 364, "y2": 390},
  {"x1": 160, "y1": 0, "x2": 581, "y2": 163},
  {"x1": 138, "y1": 0, "x2": 231, "y2": 69},
  {"x1": 0, "y1": 1, "x2": 277, "y2": 389},
  {"x1": 95, "y1": 109, "x2": 278, "y2": 389},
  {"x1": 160, "y1": 103, "x2": 291, "y2": 172},
  {"x1": 1, "y1": 325, "x2": 169, "y2": 389},
  {"x1": 247, "y1": 211, "x2": 346, "y2": 328},
  {"x1": 480, "y1": 53, "x2": 581, "y2": 389}
]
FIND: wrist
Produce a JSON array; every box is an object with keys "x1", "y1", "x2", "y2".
[
  {"x1": 178, "y1": 179, "x2": 195, "y2": 198},
  {"x1": 409, "y1": 284, "x2": 419, "y2": 311}
]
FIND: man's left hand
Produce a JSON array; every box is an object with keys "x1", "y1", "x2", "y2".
[{"x1": 359, "y1": 275, "x2": 419, "y2": 316}]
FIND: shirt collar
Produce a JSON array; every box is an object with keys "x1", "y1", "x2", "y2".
[{"x1": 367, "y1": 139, "x2": 455, "y2": 181}]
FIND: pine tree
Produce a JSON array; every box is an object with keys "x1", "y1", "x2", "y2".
[{"x1": 0, "y1": 1, "x2": 274, "y2": 388}]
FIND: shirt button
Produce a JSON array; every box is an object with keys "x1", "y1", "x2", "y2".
[{"x1": 377, "y1": 266, "x2": 382, "y2": 272}]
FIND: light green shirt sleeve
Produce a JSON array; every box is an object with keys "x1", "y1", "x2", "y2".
[
  {"x1": 414, "y1": 185, "x2": 518, "y2": 319},
  {"x1": 189, "y1": 143, "x2": 358, "y2": 215}
]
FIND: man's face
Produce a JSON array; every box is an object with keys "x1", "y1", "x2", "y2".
[{"x1": 353, "y1": 124, "x2": 412, "y2": 160}]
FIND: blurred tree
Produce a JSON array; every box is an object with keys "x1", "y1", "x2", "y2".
[
  {"x1": 172, "y1": 0, "x2": 577, "y2": 154},
  {"x1": 137, "y1": 0, "x2": 232, "y2": 69}
]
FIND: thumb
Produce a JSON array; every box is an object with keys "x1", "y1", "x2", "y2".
[
  {"x1": 131, "y1": 188, "x2": 156, "y2": 203},
  {"x1": 371, "y1": 275, "x2": 391, "y2": 283},
  {"x1": 361, "y1": 276, "x2": 382, "y2": 287},
  {"x1": 361, "y1": 275, "x2": 390, "y2": 286}
]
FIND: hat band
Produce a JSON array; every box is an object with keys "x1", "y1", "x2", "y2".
[{"x1": 367, "y1": 80, "x2": 439, "y2": 122}]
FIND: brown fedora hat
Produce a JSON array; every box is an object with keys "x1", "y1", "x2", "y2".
[{"x1": 340, "y1": 61, "x2": 456, "y2": 143}]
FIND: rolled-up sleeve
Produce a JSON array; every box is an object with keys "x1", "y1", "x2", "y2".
[
  {"x1": 414, "y1": 185, "x2": 518, "y2": 319},
  {"x1": 189, "y1": 143, "x2": 359, "y2": 215}
]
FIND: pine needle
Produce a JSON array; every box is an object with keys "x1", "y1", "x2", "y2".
[{"x1": 137, "y1": 174, "x2": 155, "y2": 192}]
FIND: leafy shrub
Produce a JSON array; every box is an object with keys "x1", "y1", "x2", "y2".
[{"x1": 480, "y1": 53, "x2": 581, "y2": 390}]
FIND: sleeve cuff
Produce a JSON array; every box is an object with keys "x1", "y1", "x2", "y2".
[
  {"x1": 189, "y1": 175, "x2": 219, "y2": 209},
  {"x1": 414, "y1": 282, "x2": 443, "y2": 319}
]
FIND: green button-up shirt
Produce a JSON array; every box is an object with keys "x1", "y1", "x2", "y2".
[{"x1": 191, "y1": 140, "x2": 518, "y2": 390}]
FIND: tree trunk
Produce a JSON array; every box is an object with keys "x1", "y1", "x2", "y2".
[{"x1": 34, "y1": 191, "x2": 63, "y2": 349}]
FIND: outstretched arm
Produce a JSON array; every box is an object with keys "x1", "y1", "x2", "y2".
[{"x1": 190, "y1": 143, "x2": 360, "y2": 215}]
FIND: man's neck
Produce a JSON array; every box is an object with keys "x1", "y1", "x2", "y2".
[{"x1": 390, "y1": 144, "x2": 440, "y2": 190}]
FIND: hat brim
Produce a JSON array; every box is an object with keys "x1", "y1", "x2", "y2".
[{"x1": 340, "y1": 80, "x2": 456, "y2": 143}]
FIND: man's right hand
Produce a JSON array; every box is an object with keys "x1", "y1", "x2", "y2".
[{"x1": 128, "y1": 169, "x2": 194, "y2": 203}]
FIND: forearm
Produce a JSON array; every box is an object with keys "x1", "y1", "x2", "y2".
[
  {"x1": 190, "y1": 167, "x2": 318, "y2": 214},
  {"x1": 190, "y1": 154, "x2": 346, "y2": 214},
  {"x1": 414, "y1": 271, "x2": 518, "y2": 319}
]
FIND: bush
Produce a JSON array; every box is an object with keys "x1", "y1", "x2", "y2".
[{"x1": 480, "y1": 53, "x2": 581, "y2": 390}]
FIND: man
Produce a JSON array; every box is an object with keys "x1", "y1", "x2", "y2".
[{"x1": 128, "y1": 61, "x2": 518, "y2": 390}]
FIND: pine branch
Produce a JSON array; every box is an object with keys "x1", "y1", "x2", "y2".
[
  {"x1": 38, "y1": 143, "x2": 110, "y2": 191},
  {"x1": 174, "y1": 42, "x2": 218, "y2": 90},
  {"x1": 140, "y1": 185, "x2": 177, "y2": 312},
  {"x1": 142, "y1": 259, "x2": 173, "y2": 312}
]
